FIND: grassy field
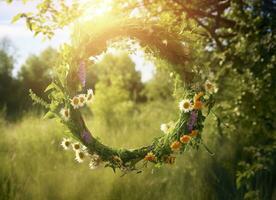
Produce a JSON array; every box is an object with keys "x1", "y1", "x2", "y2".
[{"x1": 0, "y1": 101, "x2": 237, "y2": 200}]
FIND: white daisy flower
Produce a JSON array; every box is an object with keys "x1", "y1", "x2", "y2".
[
  {"x1": 204, "y1": 80, "x2": 218, "y2": 94},
  {"x1": 81, "y1": 145, "x2": 87, "y2": 151},
  {"x1": 89, "y1": 154, "x2": 101, "y2": 170},
  {"x1": 86, "y1": 89, "x2": 94, "y2": 103},
  {"x1": 61, "y1": 138, "x2": 71, "y2": 150},
  {"x1": 60, "y1": 108, "x2": 70, "y2": 121},
  {"x1": 160, "y1": 123, "x2": 170, "y2": 134},
  {"x1": 72, "y1": 142, "x2": 81, "y2": 152},
  {"x1": 78, "y1": 94, "x2": 87, "y2": 107},
  {"x1": 75, "y1": 150, "x2": 85, "y2": 163},
  {"x1": 71, "y1": 96, "x2": 80, "y2": 109},
  {"x1": 179, "y1": 99, "x2": 192, "y2": 113}
]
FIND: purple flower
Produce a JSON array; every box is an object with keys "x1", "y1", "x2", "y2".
[
  {"x1": 81, "y1": 131, "x2": 92, "y2": 144},
  {"x1": 187, "y1": 111, "x2": 198, "y2": 132},
  {"x1": 78, "y1": 61, "x2": 86, "y2": 87}
]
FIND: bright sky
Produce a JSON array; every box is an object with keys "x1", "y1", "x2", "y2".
[{"x1": 0, "y1": 0, "x2": 154, "y2": 81}]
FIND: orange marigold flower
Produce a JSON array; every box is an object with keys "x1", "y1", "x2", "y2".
[
  {"x1": 170, "y1": 141, "x2": 181, "y2": 151},
  {"x1": 194, "y1": 92, "x2": 204, "y2": 102},
  {"x1": 144, "y1": 152, "x2": 156, "y2": 162},
  {"x1": 189, "y1": 130, "x2": 198, "y2": 137},
  {"x1": 193, "y1": 100, "x2": 203, "y2": 110},
  {"x1": 164, "y1": 156, "x2": 176, "y2": 164},
  {"x1": 180, "y1": 135, "x2": 191, "y2": 143}
]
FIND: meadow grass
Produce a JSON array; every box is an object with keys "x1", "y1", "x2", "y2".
[{"x1": 0, "y1": 101, "x2": 236, "y2": 200}]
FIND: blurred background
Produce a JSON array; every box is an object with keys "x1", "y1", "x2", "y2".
[{"x1": 0, "y1": 0, "x2": 275, "y2": 200}]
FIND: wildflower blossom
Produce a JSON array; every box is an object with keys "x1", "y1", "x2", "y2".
[
  {"x1": 61, "y1": 138, "x2": 71, "y2": 150},
  {"x1": 160, "y1": 123, "x2": 170, "y2": 134},
  {"x1": 189, "y1": 130, "x2": 198, "y2": 137},
  {"x1": 179, "y1": 99, "x2": 192, "y2": 113},
  {"x1": 194, "y1": 92, "x2": 204, "y2": 102},
  {"x1": 193, "y1": 100, "x2": 203, "y2": 110},
  {"x1": 89, "y1": 154, "x2": 101, "y2": 169},
  {"x1": 187, "y1": 111, "x2": 198, "y2": 132},
  {"x1": 72, "y1": 142, "x2": 81, "y2": 152},
  {"x1": 81, "y1": 131, "x2": 92, "y2": 144},
  {"x1": 78, "y1": 61, "x2": 86, "y2": 87},
  {"x1": 144, "y1": 152, "x2": 156, "y2": 162},
  {"x1": 71, "y1": 96, "x2": 80, "y2": 109},
  {"x1": 86, "y1": 89, "x2": 94, "y2": 103},
  {"x1": 75, "y1": 150, "x2": 85, "y2": 163},
  {"x1": 180, "y1": 135, "x2": 191, "y2": 143},
  {"x1": 60, "y1": 108, "x2": 70, "y2": 121},
  {"x1": 204, "y1": 80, "x2": 218, "y2": 94},
  {"x1": 170, "y1": 141, "x2": 181, "y2": 151},
  {"x1": 78, "y1": 94, "x2": 86, "y2": 107}
]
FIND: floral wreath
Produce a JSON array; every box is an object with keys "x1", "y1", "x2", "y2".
[{"x1": 31, "y1": 18, "x2": 218, "y2": 173}]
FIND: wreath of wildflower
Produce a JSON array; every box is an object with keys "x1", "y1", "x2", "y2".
[{"x1": 30, "y1": 18, "x2": 218, "y2": 173}]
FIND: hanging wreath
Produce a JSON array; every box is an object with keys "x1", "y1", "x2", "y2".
[{"x1": 30, "y1": 17, "x2": 218, "y2": 173}]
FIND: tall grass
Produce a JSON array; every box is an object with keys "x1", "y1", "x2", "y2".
[{"x1": 0, "y1": 101, "x2": 238, "y2": 200}]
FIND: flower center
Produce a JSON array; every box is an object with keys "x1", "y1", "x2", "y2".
[
  {"x1": 74, "y1": 144, "x2": 80, "y2": 150},
  {"x1": 73, "y1": 98, "x2": 79, "y2": 105},
  {"x1": 65, "y1": 141, "x2": 70, "y2": 147},
  {"x1": 80, "y1": 97, "x2": 85, "y2": 103},
  {"x1": 79, "y1": 152, "x2": 84, "y2": 159},
  {"x1": 183, "y1": 102, "x2": 190, "y2": 109},
  {"x1": 64, "y1": 110, "x2": 69, "y2": 117}
]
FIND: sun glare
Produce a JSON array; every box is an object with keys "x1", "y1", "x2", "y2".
[{"x1": 78, "y1": 0, "x2": 113, "y2": 21}]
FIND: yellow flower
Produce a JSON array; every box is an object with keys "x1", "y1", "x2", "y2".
[
  {"x1": 189, "y1": 130, "x2": 198, "y2": 137},
  {"x1": 170, "y1": 141, "x2": 181, "y2": 151},
  {"x1": 193, "y1": 100, "x2": 203, "y2": 110},
  {"x1": 180, "y1": 135, "x2": 191, "y2": 143},
  {"x1": 194, "y1": 92, "x2": 204, "y2": 102},
  {"x1": 144, "y1": 152, "x2": 156, "y2": 162}
]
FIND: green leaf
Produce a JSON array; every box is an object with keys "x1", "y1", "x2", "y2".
[
  {"x1": 44, "y1": 82, "x2": 57, "y2": 92},
  {"x1": 11, "y1": 13, "x2": 23, "y2": 23},
  {"x1": 43, "y1": 111, "x2": 56, "y2": 119},
  {"x1": 44, "y1": 82, "x2": 63, "y2": 93}
]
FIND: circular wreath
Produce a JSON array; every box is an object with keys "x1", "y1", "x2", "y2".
[{"x1": 32, "y1": 17, "x2": 217, "y2": 173}]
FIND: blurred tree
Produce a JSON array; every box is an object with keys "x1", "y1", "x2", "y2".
[
  {"x1": 91, "y1": 53, "x2": 143, "y2": 126},
  {"x1": 93, "y1": 53, "x2": 144, "y2": 102},
  {"x1": 18, "y1": 47, "x2": 58, "y2": 109},
  {"x1": 0, "y1": 38, "x2": 21, "y2": 119},
  {"x1": 144, "y1": 63, "x2": 174, "y2": 101}
]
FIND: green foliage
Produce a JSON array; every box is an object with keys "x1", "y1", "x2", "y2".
[
  {"x1": 92, "y1": 82, "x2": 134, "y2": 127},
  {"x1": 92, "y1": 53, "x2": 144, "y2": 102},
  {"x1": 4, "y1": 0, "x2": 276, "y2": 198},
  {"x1": 144, "y1": 61, "x2": 174, "y2": 101},
  {"x1": 8, "y1": 0, "x2": 82, "y2": 39},
  {"x1": 0, "y1": 39, "x2": 23, "y2": 119}
]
